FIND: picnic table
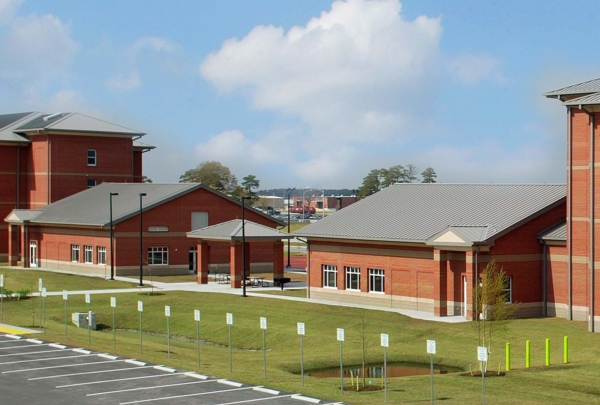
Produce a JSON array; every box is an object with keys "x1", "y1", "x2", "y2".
[{"x1": 216, "y1": 273, "x2": 230, "y2": 284}]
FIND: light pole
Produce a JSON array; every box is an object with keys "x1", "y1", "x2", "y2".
[
  {"x1": 286, "y1": 188, "x2": 295, "y2": 268},
  {"x1": 241, "y1": 196, "x2": 251, "y2": 298},
  {"x1": 109, "y1": 192, "x2": 119, "y2": 280},
  {"x1": 138, "y1": 193, "x2": 146, "y2": 287}
]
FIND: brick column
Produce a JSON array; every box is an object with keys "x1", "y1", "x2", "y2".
[
  {"x1": 465, "y1": 251, "x2": 476, "y2": 320},
  {"x1": 8, "y1": 225, "x2": 19, "y2": 266},
  {"x1": 433, "y1": 249, "x2": 448, "y2": 316},
  {"x1": 20, "y1": 224, "x2": 28, "y2": 268},
  {"x1": 197, "y1": 241, "x2": 209, "y2": 284},
  {"x1": 230, "y1": 242, "x2": 242, "y2": 288},
  {"x1": 272, "y1": 241, "x2": 284, "y2": 279}
]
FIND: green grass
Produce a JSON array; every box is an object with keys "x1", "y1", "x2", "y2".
[
  {"x1": 253, "y1": 288, "x2": 307, "y2": 298},
  {"x1": 0, "y1": 268, "x2": 135, "y2": 292},
  {"x1": 2, "y1": 267, "x2": 600, "y2": 404}
]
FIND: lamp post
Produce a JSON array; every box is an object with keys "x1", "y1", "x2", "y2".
[
  {"x1": 138, "y1": 193, "x2": 146, "y2": 287},
  {"x1": 241, "y1": 196, "x2": 252, "y2": 298},
  {"x1": 286, "y1": 188, "x2": 295, "y2": 268},
  {"x1": 109, "y1": 192, "x2": 119, "y2": 280}
]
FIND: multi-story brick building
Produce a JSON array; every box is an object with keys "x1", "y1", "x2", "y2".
[{"x1": 0, "y1": 111, "x2": 154, "y2": 262}]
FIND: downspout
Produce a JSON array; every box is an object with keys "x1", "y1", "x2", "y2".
[
  {"x1": 542, "y1": 240, "x2": 548, "y2": 317},
  {"x1": 588, "y1": 109, "x2": 595, "y2": 332},
  {"x1": 16, "y1": 146, "x2": 20, "y2": 208},
  {"x1": 474, "y1": 245, "x2": 480, "y2": 322},
  {"x1": 306, "y1": 241, "x2": 310, "y2": 299},
  {"x1": 47, "y1": 135, "x2": 51, "y2": 204},
  {"x1": 23, "y1": 220, "x2": 29, "y2": 267},
  {"x1": 567, "y1": 108, "x2": 573, "y2": 320}
]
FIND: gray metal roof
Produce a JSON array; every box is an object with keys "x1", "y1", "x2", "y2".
[
  {"x1": 0, "y1": 112, "x2": 40, "y2": 143},
  {"x1": 15, "y1": 112, "x2": 145, "y2": 137},
  {"x1": 539, "y1": 221, "x2": 566, "y2": 242},
  {"x1": 562, "y1": 92, "x2": 600, "y2": 107},
  {"x1": 187, "y1": 219, "x2": 292, "y2": 241},
  {"x1": 5, "y1": 209, "x2": 45, "y2": 223},
  {"x1": 4, "y1": 183, "x2": 284, "y2": 228},
  {"x1": 296, "y1": 183, "x2": 566, "y2": 245},
  {"x1": 133, "y1": 140, "x2": 156, "y2": 150},
  {"x1": 545, "y1": 77, "x2": 600, "y2": 98}
]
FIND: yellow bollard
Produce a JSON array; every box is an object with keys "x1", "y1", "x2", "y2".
[
  {"x1": 526, "y1": 340, "x2": 531, "y2": 368},
  {"x1": 564, "y1": 336, "x2": 569, "y2": 364},
  {"x1": 506, "y1": 342, "x2": 511, "y2": 371},
  {"x1": 545, "y1": 338, "x2": 550, "y2": 366}
]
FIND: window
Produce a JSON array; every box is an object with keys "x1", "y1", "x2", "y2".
[
  {"x1": 148, "y1": 226, "x2": 169, "y2": 232},
  {"x1": 87, "y1": 179, "x2": 96, "y2": 188},
  {"x1": 87, "y1": 149, "x2": 96, "y2": 166},
  {"x1": 191, "y1": 212, "x2": 209, "y2": 231},
  {"x1": 148, "y1": 247, "x2": 168, "y2": 265},
  {"x1": 369, "y1": 268, "x2": 385, "y2": 293},
  {"x1": 71, "y1": 245, "x2": 80, "y2": 262},
  {"x1": 97, "y1": 247, "x2": 106, "y2": 265},
  {"x1": 323, "y1": 265, "x2": 337, "y2": 288},
  {"x1": 345, "y1": 266, "x2": 360, "y2": 291},
  {"x1": 84, "y1": 246, "x2": 93, "y2": 264},
  {"x1": 502, "y1": 277, "x2": 512, "y2": 303}
]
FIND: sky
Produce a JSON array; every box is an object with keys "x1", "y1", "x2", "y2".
[{"x1": 0, "y1": 0, "x2": 598, "y2": 189}]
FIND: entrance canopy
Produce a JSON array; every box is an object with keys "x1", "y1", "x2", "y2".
[{"x1": 187, "y1": 219, "x2": 292, "y2": 242}]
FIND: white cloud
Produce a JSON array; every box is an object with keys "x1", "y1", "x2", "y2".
[
  {"x1": 106, "y1": 71, "x2": 141, "y2": 91},
  {"x1": 447, "y1": 54, "x2": 506, "y2": 85},
  {"x1": 0, "y1": 0, "x2": 21, "y2": 25},
  {"x1": 200, "y1": 0, "x2": 443, "y2": 143},
  {"x1": 132, "y1": 37, "x2": 178, "y2": 54}
]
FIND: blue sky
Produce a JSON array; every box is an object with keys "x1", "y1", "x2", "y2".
[{"x1": 0, "y1": 0, "x2": 597, "y2": 189}]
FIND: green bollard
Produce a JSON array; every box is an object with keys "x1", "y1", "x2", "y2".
[
  {"x1": 506, "y1": 342, "x2": 511, "y2": 371},
  {"x1": 564, "y1": 336, "x2": 569, "y2": 364},
  {"x1": 526, "y1": 340, "x2": 531, "y2": 368},
  {"x1": 545, "y1": 338, "x2": 550, "y2": 366}
]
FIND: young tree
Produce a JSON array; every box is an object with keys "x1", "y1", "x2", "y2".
[
  {"x1": 421, "y1": 167, "x2": 437, "y2": 183},
  {"x1": 402, "y1": 163, "x2": 419, "y2": 183},
  {"x1": 473, "y1": 261, "x2": 517, "y2": 370},
  {"x1": 353, "y1": 309, "x2": 374, "y2": 388},
  {"x1": 179, "y1": 161, "x2": 238, "y2": 192}
]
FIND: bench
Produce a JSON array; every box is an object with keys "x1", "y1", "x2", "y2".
[{"x1": 273, "y1": 277, "x2": 291, "y2": 290}]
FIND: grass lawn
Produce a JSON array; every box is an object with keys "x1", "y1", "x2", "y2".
[
  {"x1": 253, "y1": 289, "x2": 307, "y2": 298},
  {"x1": 152, "y1": 271, "x2": 306, "y2": 284},
  {"x1": 1, "y1": 268, "x2": 599, "y2": 404}
]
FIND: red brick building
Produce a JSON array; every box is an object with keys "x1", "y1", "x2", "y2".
[{"x1": 0, "y1": 112, "x2": 153, "y2": 262}]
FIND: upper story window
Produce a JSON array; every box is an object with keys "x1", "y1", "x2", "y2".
[
  {"x1": 87, "y1": 149, "x2": 97, "y2": 166},
  {"x1": 87, "y1": 179, "x2": 96, "y2": 188}
]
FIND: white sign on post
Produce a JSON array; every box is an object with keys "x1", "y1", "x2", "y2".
[
  {"x1": 226, "y1": 313, "x2": 233, "y2": 325},
  {"x1": 138, "y1": 301, "x2": 143, "y2": 312},
  {"x1": 111, "y1": 297, "x2": 116, "y2": 308},
  {"x1": 427, "y1": 340, "x2": 437, "y2": 355},
  {"x1": 337, "y1": 328, "x2": 345, "y2": 342},
  {"x1": 0, "y1": 274, "x2": 4, "y2": 288},
  {"x1": 194, "y1": 309, "x2": 200, "y2": 322},
  {"x1": 63, "y1": 290, "x2": 68, "y2": 300},
  {"x1": 41, "y1": 288, "x2": 47, "y2": 298},
  {"x1": 260, "y1": 317, "x2": 267, "y2": 330},
  {"x1": 297, "y1": 322, "x2": 305, "y2": 336},
  {"x1": 85, "y1": 293, "x2": 90, "y2": 304},
  {"x1": 477, "y1": 346, "x2": 488, "y2": 362},
  {"x1": 38, "y1": 278, "x2": 43, "y2": 292},
  {"x1": 381, "y1": 333, "x2": 389, "y2": 348},
  {"x1": 88, "y1": 311, "x2": 93, "y2": 326},
  {"x1": 165, "y1": 306, "x2": 170, "y2": 317}
]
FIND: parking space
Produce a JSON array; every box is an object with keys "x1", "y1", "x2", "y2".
[{"x1": 0, "y1": 333, "x2": 342, "y2": 405}]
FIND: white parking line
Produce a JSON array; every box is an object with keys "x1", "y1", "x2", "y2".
[
  {"x1": 3, "y1": 359, "x2": 123, "y2": 373},
  {"x1": 2, "y1": 335, "x2": 22, "y2": 339},
  {"x1": 29, "y1": 365, "x2": 155, "y2": 380},
  {"x1": 119, "y1": 386, "x2": 255, "y2": 404},
  {"x1": 56, "y1": 372, "x2": 188, "y2": 388},
  {"x1": 87, "y1": 379, "x2": 212, "y2": 396},
  {"x1": 0, "y1": 343, "x2": 51, "y2": 350},
  {"x1": 25, "y1": 338, "x2": 44, "y2": 344},
  {"x1": 206, "y1": 394, "x2": 295, "y2": 405},
  {"x1": 291, "y1": 395, "x2": 321, "y2": 403},
  {"x1": 0, "y1": 348, "x2": 67, "y2": 358},
  {"x1": 0, "y1": 353, "x2": 95, "y2": 365}
]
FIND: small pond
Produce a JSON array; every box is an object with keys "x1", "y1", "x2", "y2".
[{"x1": 309, "y1": 363, "x2": 461, "y2": 378}]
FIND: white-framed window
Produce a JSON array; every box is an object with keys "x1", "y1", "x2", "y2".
[
  {"x1": 323, "y1": 264, "x2": 337, "y2": 288},
  {"x1": 87, "y1": 179, "x2": 96, "y2": 188},
  {"x1": 84, "y1": 245, "x2": 93, "y2": 264},
  {"x1": 71, "y1": 245, "x2": 80, "y2": 262},
  {"x1": 369, "y1": 268, "x2": 385, "y2": 293},
  {"x1": 97, "y1": 247, "x2": 106, "y2": 265},
  {"x1": 345, "y1": 266, "x2": 360, "y2": 291},
  {"x1": 502, "y1": 277, "x2": 512, "y2": 303},
  {"x1": 148, "y1": 226, "x2": 169, "y2": 232},
  {"x1": 87, "y1": 149, "x2": 97, "y2": 166},
  {"x1": 148, "y1": 246, "x2": 169, "y2": 265}
]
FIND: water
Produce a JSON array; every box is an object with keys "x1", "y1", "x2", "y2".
[{"x1": 308, "y1": 363, "x2": 460, "y2": 378}]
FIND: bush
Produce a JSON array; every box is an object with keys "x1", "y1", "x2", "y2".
[
  {"x1": 15, "y1": 289, "x2": 30, "y2": 300},
  {"x1": 0, "y1": 287, "x2": 13, "y2": 298}
]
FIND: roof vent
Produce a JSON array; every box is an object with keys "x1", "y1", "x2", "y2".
[{"x1": 43, "y1": 112, "x2": 64, "y2": 122}]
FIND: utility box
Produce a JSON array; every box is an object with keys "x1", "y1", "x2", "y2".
[{"x1": 72, "y1": 312, "x2": 97, "y2": 330}]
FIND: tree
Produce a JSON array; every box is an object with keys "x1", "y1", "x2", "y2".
[
  {"x1": 179, "y1": 161, "x2": 238, "y2": 192},
  {"x1": 473, "y1": 261, "x2": 517, "y2": 370},
  {"x1": 403, "y1": 163, "x2": 418, "y2": 183},
  {"x1": 141, "y1": 176, "x2": 153, "y2": 183},
  {"x1": 381, "y1": 165, "x2": 405, "y2": 188},
  {"x1": 421, "y1": 167, "x2": 437, "y2": 183},
  {"x1": 358, "y1": 169, "x2": 382, "y2": 196}
]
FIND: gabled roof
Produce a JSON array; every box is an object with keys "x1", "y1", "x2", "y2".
[
  {"x1": 545, "y1": 77, "x2": 600, "y2": 98},
  {"x1": 14, "y1": 112, "x2": 146, "y2": 137},
  {"x1": 4, "y1": 183, "x2": 284, "y2": 227},
  {"x1": 538, "y1": 221, "x2": 566, "y2": 242},
  {"x1": 5, "y1": 209, "x2": 45, "y2": 223},
  {"x1": 133, "y1": 140, "x2": 156, "y2": 151},
  {"x1": 426, "y1": 225, "x2": 490, "y2": 247},
  {"x1": 295, "y1": 183, "x2": 566, "y2": 246},
  {"x1": 562, "y1": 92, "x2": 600, "y2": 107},
  {"x1": 187, "y1": 219, "x2": 292, "y2": 241},
  {"x1": 0, "y1": 112, "x2": 41, "y2": 143}
]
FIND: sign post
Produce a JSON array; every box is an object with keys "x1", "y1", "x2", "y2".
[
  {"x1": 478, "y1": 346, "x2": 488, "y2": 405},
  {"x1": 381, "y1": 333, "x2": 389, "y2": 403},
  {"x1": 138, "y1": 301, "x2": 144, "y2": 354},
  {"x1": 427, "y1": 340, "x2": 436, "y2": 404},
  {"x1": 298, "y1": 322, "x2": 305, "y2": 386},
  {"x1": 87, "y1": 310, "x2": 93, "y2": 343},
  {"x1": 0, "y1": 274, "x2": 4, "y2": 323},
  {"x1": 111, "y1": 297, "x2": 117, "y2": 349},
  {"x1": 194, "y1": 310, "x2": 201, "y2": 367},
  {"x1": 165, "y1": 306, "x2": 171, "y2": 360},
  {"x1": 41, "y1": 288, "x2": 47, "y2": 335},
  {"x1": 63, "y1": 291, "x2": 68, "y2": 339},
  {"x1": 38, "y1": 278, "x2": 43, "y2": 329},
  {"x1": 260, "y1": 317, "x2": 267, "y2": 378},
  {"x1": 337, "y1": 328, "x2": 345, "y2": 394},
  {"x1": 227, "y1": 313, "x2": 233, "y2": 373},
  {"x1": 85, "y1": 293, "x2": 91, "y2": 343}
]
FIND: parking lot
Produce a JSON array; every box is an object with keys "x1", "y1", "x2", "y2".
[{"x1": 0, "y1": 333, "x2": 342, "y2": 405}]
